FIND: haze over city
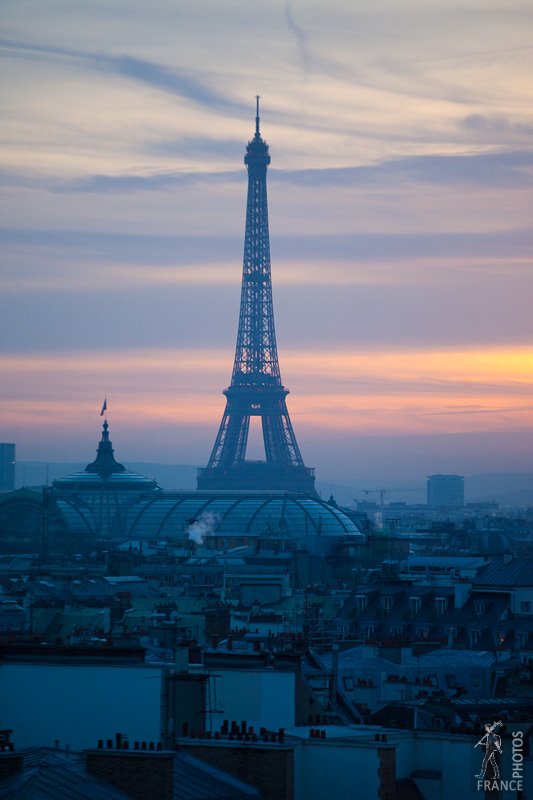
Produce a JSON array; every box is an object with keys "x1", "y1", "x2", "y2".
[{"x1": 1, "y1": 0, "x2": 532, "y2": 485}]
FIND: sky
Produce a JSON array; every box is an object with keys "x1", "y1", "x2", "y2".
[{"x1": 1, "y1": 0, "x2": 532, "y2": 486}]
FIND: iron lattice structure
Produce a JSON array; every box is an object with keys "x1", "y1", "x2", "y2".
[{"x1": 198, "y1": 101, "x2": 316, "y2": 494}]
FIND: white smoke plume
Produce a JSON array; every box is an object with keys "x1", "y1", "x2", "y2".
[
  {"x1": 187, "y1": 512, "x2": 219, "y2": 545},
  {"x1": 373, "y1": 512, "x2": 383, "y2": 530}
]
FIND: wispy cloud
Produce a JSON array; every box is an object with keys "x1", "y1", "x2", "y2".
[{"x1": 0, "y1": 38, "x2": 244, "y2": 113}]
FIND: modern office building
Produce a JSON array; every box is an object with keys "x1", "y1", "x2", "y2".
[
  {"x1": 427, "y1": 473, "x2": 464, "y2": 507},
  {"x1": 0, "y1": 443, "x2": 15, "y2": 491}
]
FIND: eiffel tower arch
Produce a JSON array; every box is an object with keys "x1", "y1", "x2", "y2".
[{"x1": 197, "y1": 100, "x2": 316, "y2": 495}]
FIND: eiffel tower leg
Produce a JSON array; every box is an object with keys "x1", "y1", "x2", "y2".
[
  {"x1": 206, "y1": 402, "x2": 250, "y2": 471},
  {"x1": 262, "y1": 400, "x2": 304, "y2": 468}
]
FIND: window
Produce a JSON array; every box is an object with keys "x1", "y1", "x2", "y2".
[
  {"x1": 382, "y1": 596, "x2": 393, "y2": 614},
  {"x1": 475, "y1": 601, "x2": 485, "y2": 616},
  {"x1": 417, "y1": 627, "x2": 428, "y2": 639},
  {"x1": 391, "y1": 626, "x2": 402, "y2": 638},
  {"x1": 520, "y1": 601, "x2": 531, "y2": 614},
  {"x1": 516, "y1": 632, "x2": 529, "y2": 649},
  {"x1": 436, "y1": 597, "x2": 448, "y2": 618},
  {"x1": 343, "y1": 677, "x2": 354, "y2": 691},
  {"x1": 470, "y1": 629, "x2": 481, "y2": 647},
  {"x1": 409, "y1": 597, "x2": 421, "y2": 618},
  {"x1": 363, "y1": 625, "x2": 374, "y2": 640},
  {"x1": 355, "y1": 595, "x2": 367, "y2": 616},
  {"x1": 494, "y1": 631, "x2": 505, "y2": 646}
]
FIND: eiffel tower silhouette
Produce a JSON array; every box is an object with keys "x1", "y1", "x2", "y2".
[{"x1": 197, "y1": 99, "x2": 316, "y2": 494}]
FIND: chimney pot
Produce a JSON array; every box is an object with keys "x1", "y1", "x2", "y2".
[{"x1": 107, "y1": 740, "x2": 113, "y2": 749}]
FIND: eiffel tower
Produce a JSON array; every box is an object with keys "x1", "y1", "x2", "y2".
[{"x1": 197, "y1": 99, "x2": 316, "y2": 494}]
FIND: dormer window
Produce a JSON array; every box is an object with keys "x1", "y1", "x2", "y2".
[
  {"x1": 355, "y1": 594, "x2": 367, "y2": 616},
  {"x1": 382, "y1": 596, "x2": 393, "y2": 614},
  {"x1": 470, "y1": 629, "x2": 481, "y2": 647},
  {"x1": 409, "y1": 597, "x2": 421, "y2": 618},
  {"x1": 436, "y1": 597, "x2": 447, "y2": 618},
  {"x1": 475, "y1": 601, "x2": 485, "y2": 616},
  {"x1": 363, "y1": 624, "x2": 374, "y2": 641}
]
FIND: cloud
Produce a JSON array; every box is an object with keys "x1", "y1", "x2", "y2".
[
  {"x1": 463, "y1": 113, "x2": 533, "y2": 140},
  {"x1": 0, "y1": 38, "x2": 244, "y2": 114},
  {"x1": 272, "y1": 150, "x2": 533, "y2": 189}
]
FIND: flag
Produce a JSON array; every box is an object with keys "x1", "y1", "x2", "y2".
[{"x1": 100, "y1": 398, "x2": 107, "y2": 416}]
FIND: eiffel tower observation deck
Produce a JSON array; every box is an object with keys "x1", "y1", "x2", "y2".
[{"x1": 197, "y1": 100, "x2": 316, "y2": 494}]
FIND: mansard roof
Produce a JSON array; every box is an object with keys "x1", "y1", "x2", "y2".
[{"x1": 473, "y1": 556, "x2": 533, "y2": 587}]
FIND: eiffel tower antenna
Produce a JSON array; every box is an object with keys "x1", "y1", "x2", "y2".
[{"x1": 197, "y1": 101, "x2": 316, "y2": 494}]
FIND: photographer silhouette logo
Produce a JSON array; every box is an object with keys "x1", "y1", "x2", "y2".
[{"x1": 474, "y1": 721, "x2": 524, "y2": 793}]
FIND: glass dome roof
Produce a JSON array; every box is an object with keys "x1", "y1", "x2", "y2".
[{"x1": 125, "y1": 491, "x2": 363, "y2": 540}]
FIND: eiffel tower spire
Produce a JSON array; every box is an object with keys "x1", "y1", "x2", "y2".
[{"x1": 197, "y1": 100, "x2": 316, "y2": 494}]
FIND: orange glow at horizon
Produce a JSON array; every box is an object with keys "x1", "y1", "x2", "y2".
[{"x1": 1, "y1": 344, "x2": 532, "y2": 440}]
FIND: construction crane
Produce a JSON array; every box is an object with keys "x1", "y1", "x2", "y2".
[{"x1": 362, "y1": 489, "x2": 387, "y2": 505}]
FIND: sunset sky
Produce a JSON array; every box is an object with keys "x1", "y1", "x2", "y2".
[{"x1": 1, "y1": 0, "x2": 532, "y2": 485}]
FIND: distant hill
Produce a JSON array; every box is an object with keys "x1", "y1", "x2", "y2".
[
  {"x1": 15, "y1": 464, "x2": 533, "y2": 508},
  {"x1": 466, "y1": 473, "x2": 533, "y2": 507}
]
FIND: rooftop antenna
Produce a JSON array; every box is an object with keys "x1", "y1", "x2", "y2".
[{"x1": 255, "y1": 95, "x2": 260, "y2": 136}]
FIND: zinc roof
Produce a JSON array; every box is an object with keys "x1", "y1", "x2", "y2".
[{"x1": 473, "y1": 557, "x2": 533, "y2": 587}]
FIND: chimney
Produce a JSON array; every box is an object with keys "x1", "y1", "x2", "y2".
[
  {"x1": 86, "y1": 745, "x2": 174, "y2": 800},
  {"x1": 0, "y1": 750, "x2": 23, "y2": 781},
  {"x1": 454, "y1": 582, "x2": 471, "y2": 610}
]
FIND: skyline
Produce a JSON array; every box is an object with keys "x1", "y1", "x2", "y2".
[{"x1": 1, "y1": 0, "x2": 532, "y2": 484}]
